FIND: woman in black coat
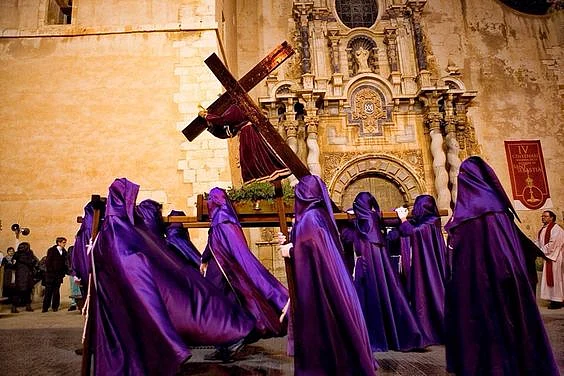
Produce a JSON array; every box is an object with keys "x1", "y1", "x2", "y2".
[
  {"x1": 2, "y1": 247, "x2": 17, "y2": 302},
  {"x1": 12, "y1": 242, "x2": 38, "y2": 313}
]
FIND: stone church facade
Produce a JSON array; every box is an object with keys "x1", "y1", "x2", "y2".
[{"x1": 0, "y1": 0, "x2": 562, "y2": 265}]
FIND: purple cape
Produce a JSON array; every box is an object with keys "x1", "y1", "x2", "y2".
[
  {"x1": 165, "y1": 210, "x2": 202, "y2": 269},
  {"x1": 444, "y1": 156, "x2": 559, "y2": 375},
  {"x1": 92, "y1": 179, "x2": 254, "y2": 376},
  {"x1": 136, "y1": 199, "x2": 166, "y2": 239},
  {"x1": 352, "y1": 192, "x2": 423, "y2": 352},
  {"x1": 396, "y1": 195, "x2": 446, "y2": 346},
  {"x1": 290, "y1": 176, "x2": 376, "y2": 375},
  {"x1": 72, "y1": 201, "x2": 98, "y2": 283},
  {"x1": 202, "y1": 187, "x2": 289, "y2": 340}
]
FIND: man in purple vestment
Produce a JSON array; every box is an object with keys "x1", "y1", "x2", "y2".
[
  {"x1": 200, "y1": 187, "x2": 289, "y2": 351},
  {"x1": 278, "y1": 176, "x2": 376, "y2": 376},
  {"x1": 445, "y1": 156, "x2": 559, "y2": 376},
  {"x1": 91, "y1": 178, "x2": 254, "y2": 375},
  {"x1": 350, "y1": 192, "x2": 424, "y2": 352},
  {"x1": 392, "y1": 195, "x2": 447, "y2": 346}
]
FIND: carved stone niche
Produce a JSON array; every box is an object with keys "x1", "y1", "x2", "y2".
[{"x1": 347, "y1": 36, "x2": 379, "y2": 76}]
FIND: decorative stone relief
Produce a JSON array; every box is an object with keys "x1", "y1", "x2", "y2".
[
  {"x1": 325, "y1": 153, "x2": 425, "y2": 207},
  {"x1": 347, "y1": 84, "x2": 391, "y2": 136},
  {"x1": 322, "y1": 151, "x2": 424, "y2": 189}
]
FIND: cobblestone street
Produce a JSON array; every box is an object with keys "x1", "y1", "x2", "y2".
[{"x1": 0, "y1": 300, "x2": 562, "y2": 375}]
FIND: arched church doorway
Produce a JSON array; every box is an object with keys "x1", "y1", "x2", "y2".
[
  {"x1": 328, "y1": 154, "x2": 424, "y2": 211},
  {"x1": 341, "y1": 173, "x2": 407, "y2": 211}
]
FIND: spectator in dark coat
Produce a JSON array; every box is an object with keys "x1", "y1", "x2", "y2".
[
  {"x1": 2, "y1": 247, "x2": 17, "y2": 303},
  {"x1": 11, "y1": 242, "x2": 38, "y2": 313},
  {"x1": 42, "y1": 237, "x2": 68, "y2": 312}
]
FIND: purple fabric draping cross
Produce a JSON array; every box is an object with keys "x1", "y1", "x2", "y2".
[
  {"x1": 351, "y1": 192, "x2": 423, "y2": 352},
  {"x1": 444, "y1": 156, "x2": 559, "y2": 376},
  {"x1": 165, "y1": 210, "x2": 202, "y2": 270},
  {"x1": 393, "y1": 195, "x2": 447, "y2": 346},
  {"x1": 204, "y1": 104, "x2": 291, "y2": 184},
  {"x1": 91, "y1": 178, "x2": 254, "y2": 376},
  {"x1": 290, "y1": 176, "x2": 376, "y2": 376},
  {"x1": 201, "y1": 187, "x2": 289, "y2": 341}
]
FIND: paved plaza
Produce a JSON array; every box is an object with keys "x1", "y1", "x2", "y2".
[{"x1": 0, "y1": 299, "x2": 563, "y2": 376}]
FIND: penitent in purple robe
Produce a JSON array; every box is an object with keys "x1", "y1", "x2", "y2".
[
  {"x1": 445, "y1": 157, "x2": 559, "y2": 376},
  {"x1": 290, "y1": 176, "x2": 376, "y2": 376},
  {"x1": 137, "y1": 202, "x2": 202, "y2": 270},
  {"x1": 72, "y1": 201, "x2": 99, "y2": 286},
  {"x1": 392, "y1": 195, "x2": 447, "y2": 346},
  {"x1": 201, "y1": 187, "x2": 289, "y2": 341},
  {"x1": 91, "y1": 178, "x2": 254, "y2": 376},
  {"x1": 165, "y1": 210, "x2": 202, "y2": 270},
  {"x1": 136, "y1": 199, "x2": 166, "y2": 240},
  {"x1": 351, "y1": 192, "x2": 423, "y2": 352}
]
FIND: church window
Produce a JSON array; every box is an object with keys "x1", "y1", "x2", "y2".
[
  {"x1": 46, "y1": 0, "x2": 72, "y2": 25},
  {"x1": 335, "y1": 0, "x2": 378, "y2": 29}
]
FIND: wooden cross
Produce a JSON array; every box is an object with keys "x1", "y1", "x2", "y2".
[
  {"x1": 183, "y1": 42, "x2": 311, "y2": 336},
  {"x1": 183, "y1": 41, "x2": 298, "y2": 143}
]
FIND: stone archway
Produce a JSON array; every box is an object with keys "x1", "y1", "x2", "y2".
[{"x1": 328, "y1": 154, "x2": 425, "y2": 210}]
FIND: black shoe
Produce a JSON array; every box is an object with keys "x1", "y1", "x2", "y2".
[
  {"x1": 204, "y1": 349, "x2": 223, "y2": 361},
  {"x1": 52, "y1": 308, "x2": 58, "y2": 312},
  {"x1": 547, "y1": 301, "x2": 562, "y2": 310},
  {"x1": 227, "y1": 339, "x2": 245, "y2": 357},
  {"x1": 68, "y1": 305, "x2": 77, "y2": 311},
  {"x1": 25, "y1": 305, "x2": 34, "y2": 312},
  {"x1": 11, "y1": 306, "x2": 19, "y2": 313}
]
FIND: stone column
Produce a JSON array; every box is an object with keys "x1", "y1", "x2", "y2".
[
  {"x1": 409, "y1": 4, "x2": 427, "y2": 71},
  {"x1": 305, "y1": 115, "x2": 321, "y2": 176},
  {"x1": 328, "y1": 30, "x2": 340, "y2": 74},
  {"x1": 444, "y1": 95, "x2": 461, "y2": 205},
  {"x1": 384, "y1": 28, "x2": 399, "y2": 72},
  {"x1": 424, "y1": 96, "x2": 450, "y2": 210},
  {"x1": 285, "y1": 119, "x2": 300, "y2": 185},
  {"x1": 294, "y1": 3, "x2": 312, "y2": 74}
]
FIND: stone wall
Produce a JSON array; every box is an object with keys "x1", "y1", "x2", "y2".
[
  {"x1": 0, "y1": 0, "x2": 232, "y2": 265},
  {"x1": 423, "y1": 0, "x2": 563, "y2": 236}
]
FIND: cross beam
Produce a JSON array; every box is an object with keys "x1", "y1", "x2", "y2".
[{"x1": 182, "y1": 41, "x2": 295, "y2": 141}]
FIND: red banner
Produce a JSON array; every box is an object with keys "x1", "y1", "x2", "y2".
[{"x1": 504, "y1": 140, "x2": 550, "y2": 210}]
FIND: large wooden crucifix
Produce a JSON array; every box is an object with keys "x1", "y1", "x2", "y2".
[{"x1": 182, "y1": 41, "x2": 310, "y2": 332}]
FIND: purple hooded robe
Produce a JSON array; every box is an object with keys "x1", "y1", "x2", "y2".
[
  {"x1": 444, "y1": 156, "x2": 559, "y2": 376},
  {"x1": 394, "y1": 194, "x2": 447, "y2": 346},
  {"x1": 351, "y1": 192, "x2": 423, "y2": 352},
  {"x1": 136, "y1": 199, "x2": 166, "y2": 240},
  {"x1": 201, "y1": 187, "x2": 289, "y2": 341},
  {"x1": 91, "y1": 178, "x2": 254, "y2": 376},
  {"x1": 165, "y1": 210, "x2": 202, "y2": 270},
  {"x1": 290, "y1": 176, "x2": 376, "y2": 376},
  {"x1": 72, "y1": 201, "x2": 98, "y2": 286}
]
